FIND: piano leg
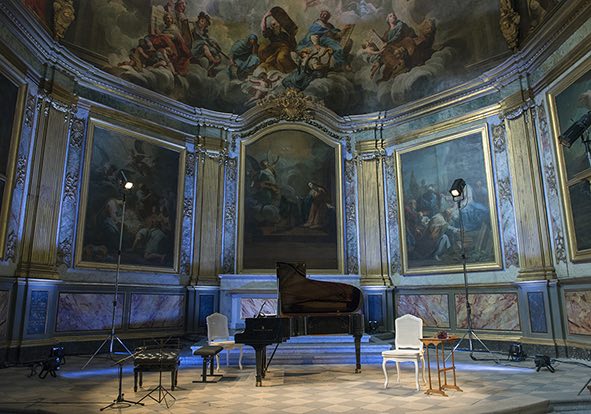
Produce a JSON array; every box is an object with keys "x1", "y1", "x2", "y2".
[
  {"x1": 354, "y1": 334, "x2": 361, "y2": 373},
  {"x1": 255, "y1": 346, "x2": 264, "y2": 387}
]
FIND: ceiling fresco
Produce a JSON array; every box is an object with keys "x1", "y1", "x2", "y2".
[{"x1": 24, "y1": 1, "x2": 559, "y2": 116}]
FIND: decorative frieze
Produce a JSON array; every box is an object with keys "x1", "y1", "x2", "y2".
[
  {"x1": 4, "y1": 231, "x2": 16, "y2": 261},
  {"x1": 69, "y1": 117, "x2": 85, "y2": 150},
  {"x1": 24, "y1": 93, "x2": 36, "y2": 128},
  {"x1": 63, "y1": 172, "x2": 78, "y2": 201},
  {"x1": 344, "y1": 158, "x2": 359, "y2": 274},
  {"x1": 56, "y1": 237, "x2": 72, "y2": 267},
  {"x1": 15, "y1": 156, "x2": 27, "y2": 186}
]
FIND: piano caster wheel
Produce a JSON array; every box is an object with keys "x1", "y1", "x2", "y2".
[{"x1": 256, "y1": 381, "x2": 262, "y2": 387}]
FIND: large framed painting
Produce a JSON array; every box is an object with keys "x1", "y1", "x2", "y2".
[
  {"x1": 396, "y1": 126, "x2": 501, "y2": 275},
  {"x1": 75, "y1": 119, "x2": 185, "y2": 272},
  {"x1": 547, "y1": 57, "x2": 591, "y2": 262},
  {"x1": 0, "y1": 70, "x2": 25, "y2": 260},
  {"x1": 238, "y1": 125, "x2": 343, "y2": 272}
]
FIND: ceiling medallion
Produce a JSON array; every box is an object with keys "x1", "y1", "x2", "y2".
[{"x1": 258, "y1": 88, "x2": 322, "y2": 121}]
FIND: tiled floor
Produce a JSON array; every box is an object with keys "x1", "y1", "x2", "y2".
[{"x1": 0, "y1": 351, "x2": 590, "y2": 413}]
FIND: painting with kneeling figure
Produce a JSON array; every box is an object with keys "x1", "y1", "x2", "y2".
[
  {"x1": 77, "y1": 120, "x2": 183, "y2": 271},
  {"x1": 241, "y1": 129, "x2": 341, "y2": 271},
  {"x1": 397, "y1": 128, "x2": 500, "y2": 274}
]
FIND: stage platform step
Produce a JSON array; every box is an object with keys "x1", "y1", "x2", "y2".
[{"x1": 182, "y1": 335, "x2": 392, "y2": 366}]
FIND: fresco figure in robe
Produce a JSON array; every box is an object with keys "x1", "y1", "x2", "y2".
[
  {"x1": 259, "y1": 6, "x2": 298, "y2": 73},
  {"x1": 297, "y1": 10, "x2": 353, "y2": 71},
  {"x1": 283, "y1": 34, "x2": 333, "y2": 90},
  {"x1": 191, "y1": 11, "x2": 225, "y2": 77},
  {"x1": 229, "y1": 34, "x2": 260, "y2": 80}
]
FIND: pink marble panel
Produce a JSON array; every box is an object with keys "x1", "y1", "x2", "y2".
[
  {"x1": 57, "y1": 293, "x2": 123, "y2": 332},
  {"x1": 240, "y1": 298, "x2": 278, "y2": 319},
  {"x1": 455, "y1": 293, "x2": 520, "y2": 331},
  {"x1": 129, "y1": 294, "x2": 184, "y2": 329},
  {"x1": 0, "y1": 290, "x2": 8, "y2": 337},
  {"x1": 397, "y1": 294, "x2": 449, "y2": 328},
  {"x1": 565, "y1": 290, "x2": 591, "y2": 336}
]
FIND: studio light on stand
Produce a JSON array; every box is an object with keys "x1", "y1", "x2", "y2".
[
  {"x1": 448, "y1": 178, "x2": 499, "y2": 363},
  {"x1": 83, "y1": 170, "x2": 134, "y2": 369}
]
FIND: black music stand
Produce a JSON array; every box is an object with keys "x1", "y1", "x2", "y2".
[{"x1": 101, "y1": 352, "x2": 143, "y2": 411}]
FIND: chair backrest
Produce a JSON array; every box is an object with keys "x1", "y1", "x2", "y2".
[
  {"x1": 206, "y1": 313, "x2": 230, "y2": 342},
  {"x1": 394, "y1": 314, "x2": 423, "y2": 351}
]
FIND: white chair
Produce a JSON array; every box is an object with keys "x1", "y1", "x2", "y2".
[
  {"x1": 206, "y1": 313, "x2": 243, "y2": 370},
  {"x1": 382, "y1": 314, "x2": 426, "y2": 391}
]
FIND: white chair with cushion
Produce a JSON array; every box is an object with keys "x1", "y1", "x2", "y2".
[
  {"x1": 382, "y1": 314, "x2": 426, "y2": 390},
  {"x1": 206, "y1": 313, "x2": 243, "y2": 370}
]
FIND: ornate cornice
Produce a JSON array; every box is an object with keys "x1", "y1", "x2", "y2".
[{"x1": 258, "y1": 88, "x2": 321, "y2": 121}]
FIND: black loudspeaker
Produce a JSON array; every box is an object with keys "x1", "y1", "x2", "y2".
[
  {"x1": 534, "y1": 355, "x2": 555, "y2": 373},
  {"x1": 37, "y1": 346, "x2": 66, "y2": 379}
]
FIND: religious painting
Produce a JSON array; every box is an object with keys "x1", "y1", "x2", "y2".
[
  {"x1": 22, "y1": 0, "x2": 52, "y2": 29},
  {"x1": 61, "y1": 0, "x2": 508, "y2": 116},
  {"x1": 0, "y1": 72, "x2": 24, "y2": 260},
  {"x1": 239, "y1": 126, "x2": 342, "y2": 272},
  {"x1": 396, "y1": 127, "x2": 501, "y2": 275},
  {"x1": 548, "y1": 58, "x2": 591, "y2": 262},
  {"x1": 75, "y1": 119, "x2": 185, "y2": 272}
]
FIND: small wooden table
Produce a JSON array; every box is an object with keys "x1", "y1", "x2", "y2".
[{"x1": 420, "y1": 336, "x2": 462, "y2": 397}]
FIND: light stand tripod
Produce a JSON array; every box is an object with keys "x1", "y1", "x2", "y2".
[
  {"x1": 136, "y1": 341, "x2": 176, "y2": 408},
  {"x1": 83, "y1": 172, "x2": 133, "y2": 369},
  {"x1": 448, "y1": 179, "x2": 499, "y2": 363},
  {"x1": 100, "y1": 352, "x2": 143, "y2": 411}
]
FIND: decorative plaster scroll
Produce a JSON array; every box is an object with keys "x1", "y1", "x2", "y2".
[
  {"x1": 185, "y1": 151, "x2": 195, "y2": 177},
  {"x1": 259, "y1": 88, "x2": 321, "y2": 121},
  {"x1": 344, "y1": 158, "x2": 359, "y2": 274},
  {"x1": 24, "y1": 93, "x2": 36, "y2": 128},
  {"x1": 536, "y1": 102, "x2": 567, "y2": 264},
  {"x1": 384, "y1": 154, "x2": 401, "y2": 275},
  {"x1": 183, "y1": 196, "x2": 193, "y2": 219},
  {"x1": 4, "y1": 231, "x2": 16, "y2": 261},
  {"x1": 62, "y1": 172, "x2": 78, "y2": 201},
  {"x1": 222, "y1": 157, "x2": 238, "y2": 274},
  {"x1": 490, "y1": 122, "x2": 519, "y2": 268},
  {"x1": 69, "y1": 117, "x2": 85, "y2": 150},
  {"x1": 15, "y1": 156, "x2": 27, "y2": 186},
  {"x1": 180, "y1": 141, "x2": 196, "y2": 277},
  {"x1": 53, "y1": 0, "x2": 75, "y2": 41},
  {"x1": 56, "y1": 237, "x2": 72, "y2": 267},
  {"x1": 500, "y1": 0, "x2": 520, "y2": 51}
]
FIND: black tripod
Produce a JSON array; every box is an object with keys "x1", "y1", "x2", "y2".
[
  {"x1": 100, "y1": 353, "x2": 143, "y2": 411},
  {"x1": 83, "y1": 185, "x2": 132, "y2": 369},
  {"x1": 447, "y1": 180, "x2": 499, "y2": 363}
]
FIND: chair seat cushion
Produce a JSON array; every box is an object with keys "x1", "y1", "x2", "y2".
[
  {"x1": 210, "y1": 340, "x2": 238, "y2": 347},
  {"x1": 193, "y1": 345, "x2": 224, "y2": 357},
  {"x1": 134, "y1": 350, "x2": 180, "y2": 368},
  {"x1": 382, "y1": 349, "x2": 422, "y2": 358}
]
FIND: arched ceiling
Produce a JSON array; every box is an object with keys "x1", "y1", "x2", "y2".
[{"x1": 25, "y1": 0, "x2": 559, "y2": 116}]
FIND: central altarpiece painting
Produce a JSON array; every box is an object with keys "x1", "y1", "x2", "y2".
[{"x1": 239, "y1": 128, "x2": 342, "y2": 272}]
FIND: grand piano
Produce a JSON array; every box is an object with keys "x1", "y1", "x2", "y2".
[{"x1": 235, "y1": 262, "x2": 364, "y2": 386}]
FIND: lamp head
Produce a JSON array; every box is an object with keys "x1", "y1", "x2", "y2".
[
  {"x1": 119, "y1": 170, "x2": 133, "y2": 190},
  {"x1": 449, "y1": 178, "x2": 466, "y2": 198},
  {"x1": 559, "y1": 111, "x2": 591, "y2": 148}
]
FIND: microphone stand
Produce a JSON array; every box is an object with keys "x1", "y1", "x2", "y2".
[{"x1": 83, "y1": 191, "x2": 131, "y2": 369}]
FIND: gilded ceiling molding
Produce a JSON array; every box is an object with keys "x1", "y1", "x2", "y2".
[
  {"x1": 53, "y1": 0, "x2": 75, "y2": 41},
  {"x1": 500, "y1": 0, "x2": 521, "y2": 51},
  {"x1": 258, "y1": 88, "x2": 321, "y2": 122}
]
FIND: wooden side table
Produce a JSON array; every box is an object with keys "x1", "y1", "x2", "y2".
[{"x1": 420, "y1": 336, "x2": 463, "y2": 397}]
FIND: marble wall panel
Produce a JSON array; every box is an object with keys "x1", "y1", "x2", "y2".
[
  {"x1": 129, "y1": 294, "x2": 184, "y2": 329},
  {"x1": 198, "y1": 294, "x2": 215, "y2": 328},
  {"x1": 397, "y1": 294, "x2": 450, "y2": 328},
  {"x1": 27, "y1": 290, "x2": 48, "y2": 335},
  {"x1": 0, "y1": 290, "x2": 8, "y2": 337},
  {"x1": 455, "y1": 293, "x2": 520, "y2": 331},
  {"x1": 565, "y1": 290, "x2": 591, "y2": 336},
  {"x1": 56, "y1": 293, "x2": 124, "y2": 332},
  {"x1": 527, "y1": 291, "x2": 548, "y2": 333},
  {"x1": 240, "y1": 298, "x2": 278, "y2": 319}
]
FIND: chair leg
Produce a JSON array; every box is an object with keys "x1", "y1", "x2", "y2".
[
  {"x1": 215, "y1": 354, "x2": 220, "y2": 372},
  {"x1": 382, "y1": 359, "x2": 389, "y2": 389},
  {"x1": 421, "y1": 355, "x2": 427, "y2": 384},
  {"x1": 171, "y1": 370, "x2": 175, "y2": 391},
  {"x1": 134, "y1": 370, "x2": 138, "y2": 392},
  {"x1": 238, "y1": 347, "x2": 243, "y2": 370},
  {"x1": 414, "y1": 360, "x2": 419, "y2": 391},
  {"x1": 395, "y1": 362, "x2": 400, "y2": 384}
]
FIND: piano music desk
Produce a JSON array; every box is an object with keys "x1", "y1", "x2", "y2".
[{"x1": 420, "y1": 336, "x2": 462, "y2": 397}]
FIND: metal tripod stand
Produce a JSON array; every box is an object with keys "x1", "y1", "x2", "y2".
[
  {"x1": 82, "y1": 190, "x2": 132, "y2": 369},
  {"x1": 448, "y1": 191, "x2": 499, "y2": 363}
]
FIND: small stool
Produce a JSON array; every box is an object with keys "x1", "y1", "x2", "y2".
[
  {"x1": 193, "y1": 345, "x2": 224, "y2": 383},
  {"x1": 133, "y1": 350, "x2": 180, "y2": 392}
]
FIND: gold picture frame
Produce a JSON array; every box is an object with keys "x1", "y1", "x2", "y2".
[
  {"x1": 74, "y1": 118, "x2": 186, "y2": 273},
  {"x1": 237, "y1": 124, "x2": 344, "y2": 274},
  {"x1": 396, "y1": 125, "x2": 502, "y2": 275},
  {"x1": 547, "y1": 56, "x2": 591, "y2": 262},
  {"x1": 0, "y1": 67, "x2": 27, "y2": 260}
]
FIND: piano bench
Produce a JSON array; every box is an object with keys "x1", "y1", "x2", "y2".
[
  {"x1": 192, "y1": 345, "x2": 224, "y2": 383},
  {"x1": 133, "y1": 350, "x2": 180, "y2": 392}
]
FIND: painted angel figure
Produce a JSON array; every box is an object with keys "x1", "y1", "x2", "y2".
[{"x1": 243, "y1": 71, "x2": 283, "y2": 105}]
